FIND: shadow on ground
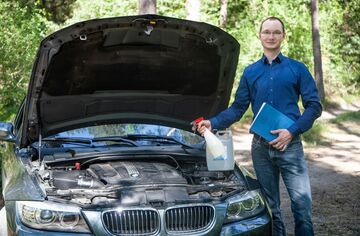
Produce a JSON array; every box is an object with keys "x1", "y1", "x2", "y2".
[{"x1": 232, "y1": 114, "x2": 360, "y2": 236}]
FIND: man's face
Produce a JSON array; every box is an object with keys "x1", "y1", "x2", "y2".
[{"x1": 259, "y1": 19, "x2": 285, "y2": 51}]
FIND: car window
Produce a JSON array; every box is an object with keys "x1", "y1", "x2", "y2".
[{"x1": 52, "y1": 124, "x2": 203, "y2": 145}]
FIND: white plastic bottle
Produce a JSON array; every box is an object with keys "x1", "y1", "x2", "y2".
[
  {"x1": 193, "y1": 117, "x2": 232, "y2": 171},
  {"x1": 203, "y1": 128, "x2": 227, "y2": 160},
  {"x1": 206, "y1": 130, "x2": 235, "y2": 171},
  {"x1": 215, "y1": 130, "x2": 235, "y2": 171}
]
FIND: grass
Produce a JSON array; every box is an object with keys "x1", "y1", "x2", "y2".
[
  {"x1": 302, "y1": 121, "x2": 326, "y2": 146},
  {"x1": 303, "y1": 110, "x2": 360, "y2": 146},
  {"x1": 330, "y1": 110, "x2": 360, "y2": 124},
  {"x1": 341, "y1": 94, "x2": 360, "y2": 104}
]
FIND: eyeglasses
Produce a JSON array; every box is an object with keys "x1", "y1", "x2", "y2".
[{"x1": 260, "y1": 31, "x2": 283, "y2": 37}]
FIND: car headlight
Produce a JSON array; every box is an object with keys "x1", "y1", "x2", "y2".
[
  {"x1": 17, "y1": 201, "x2": 91, "y2": 233},
  {"x1": 225, "y1": 190, "x2": 266, "y2": 223}
]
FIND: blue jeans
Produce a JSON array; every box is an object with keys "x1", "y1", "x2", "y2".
[{"x1": 251, "y1": 135, "x2": 314, "y2": 236}]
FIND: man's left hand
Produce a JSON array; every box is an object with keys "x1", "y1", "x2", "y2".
[{"x1": 269, "y1": 129, "x2": 293, "y2": 151}]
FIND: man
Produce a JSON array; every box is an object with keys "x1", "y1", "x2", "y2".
[{"x1": 195, "y1": 17, "x2": 322, "y2": 236}]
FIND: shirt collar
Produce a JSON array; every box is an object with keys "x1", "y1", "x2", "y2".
[{"x1": 261, "y1": 52, "x2": 284, "y2": 64}]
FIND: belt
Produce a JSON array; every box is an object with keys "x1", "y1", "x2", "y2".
[
  {"x1": 253, "y1": 134, "x2": 301, "y2": 146},
  {"x1": 253, "y1": 134, "x2": 270, "y2": 145}
]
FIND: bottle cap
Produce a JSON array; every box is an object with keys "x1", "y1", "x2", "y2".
[
  {"x1": 192, "y1": 117, "x2": 204, "y2": 125},
  {"x1": 75, "y1": 162, "x2": 81, "y2": 170}
]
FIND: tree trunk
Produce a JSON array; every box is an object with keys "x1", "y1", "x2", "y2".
[
  {"x1": 219, "y1": 0, "x2": 228, "y2": 28},
  {"x1": 185, "y1": 0, "x2": 200, "y2": 21},
  {"x1": 311, "y1": 0, "x2": 325, "y2": 102},
  {"x1": 138, "y1": 0, "x2": 156, "y2": 14}
]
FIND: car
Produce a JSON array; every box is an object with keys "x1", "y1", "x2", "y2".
[{"x1": 0, "y1": 15, "x2": 272, "y2": 235}]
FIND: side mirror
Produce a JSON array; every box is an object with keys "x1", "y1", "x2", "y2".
[{"x1": 0, "y1": 122, "x2": 16, "y2": 142}]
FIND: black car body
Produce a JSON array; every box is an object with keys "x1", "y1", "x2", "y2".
[{"x1": 0, "y1": 15, "x2": 271, "y2": 235}]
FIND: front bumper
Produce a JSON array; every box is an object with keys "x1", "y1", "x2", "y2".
[
  {"x1": 12, "y1": 214, "x2": 271, "y2": 236},
  {"x1": 6, "y1": 202, "x2": 271, "y2": 236}
]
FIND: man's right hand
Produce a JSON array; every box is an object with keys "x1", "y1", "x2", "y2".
[{"x1": 191, "y1": 120, "x2": 212, "y2": 136}]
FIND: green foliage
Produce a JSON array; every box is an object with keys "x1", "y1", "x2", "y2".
[
  {"x1": 0, "y1": 1, "x2": 48, "y2": 121},
  {"x1": 302, "y1": 121, "x2": 325, "y2": 146},
  {"x1": 303, "y1": 110, "x2": 360, "y2": 146},
  {"x1": 331, "y1": 111, "x2": 360, "y2": 124},
  {"x1": 61, "y1": 0, "x2": 137, "y2": 26},
  {"x1": 17, "y1": 0, "x2": 77, "y2": 24},
  {"x1": 336, "y1": 1, "x2": 360, "y2": 94},
  {"x1": 62, "y1": 0, "x2": 188, "y2": 25},
  {"x1": 41, "y1": 0, "x2": 77, "y2": 23},
  {"x1": 157, "y1": 0, "x2": 187, "y2": 19},
  {"x1": 319, "y1": 0, "x2": 360, "y2": 95},
  {"x1": 0, "y1": 0, "x2": 359, "y2": 121}
]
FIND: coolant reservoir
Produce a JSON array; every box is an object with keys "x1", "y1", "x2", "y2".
[{"x1": 206, "y1": 130, "x2": 234, "y2": 171}]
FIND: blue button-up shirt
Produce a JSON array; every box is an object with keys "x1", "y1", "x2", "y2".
[{"x1": 210, "y1": 53, "x2": 322, "y2": 137}]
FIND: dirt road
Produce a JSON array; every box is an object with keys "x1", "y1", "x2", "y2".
[{"x1": 233, "y1": 116, "x2": 360, "y2": 236}]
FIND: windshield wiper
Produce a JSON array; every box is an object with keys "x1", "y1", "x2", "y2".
[
  {"x1": 43, "y1": 136, "x2": 139, "y2": 147},
  {"x1": 43, "y1": 135, "x2": 197, "y2": 149},
  {"x1": 122, "y1": 134, "x2": 197, "y2": 149},
  {"x1": 42, "y1": 137, "x2": 92, "y2": 145},
  {"x1": 91, "y1": 137, "x2": 139, "y2": 147}
]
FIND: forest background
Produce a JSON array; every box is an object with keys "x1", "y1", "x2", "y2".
[
  {"x1": 0, "y1": 0, "x2": 359, "y2": 122},
  {"x1": 0, "y1": 0, "x2": 359, "y2": 168}
]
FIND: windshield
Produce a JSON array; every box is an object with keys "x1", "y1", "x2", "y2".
[{"x1": 51, "y1": 124, "x2": 203, "y2": 145}]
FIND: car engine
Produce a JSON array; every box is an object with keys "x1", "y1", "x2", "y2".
[{"x1": 40, "y1": 160, "x2": 244, "y2": 205}]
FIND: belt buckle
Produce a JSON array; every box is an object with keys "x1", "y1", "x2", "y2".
[{"x1": 255, "y1": 134, "x2": 269, "y2": 145}]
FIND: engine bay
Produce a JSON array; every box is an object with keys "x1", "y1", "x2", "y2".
[{"x1": 38, "y1": 158, "x2": 245, "y2": 206}]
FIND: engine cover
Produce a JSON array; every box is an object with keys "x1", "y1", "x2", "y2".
[{"x1": 88, "y1": 162, "x2": 187, "y2": 186}]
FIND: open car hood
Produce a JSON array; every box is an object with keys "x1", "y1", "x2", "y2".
[{"x1": 21, "y1": 15, "x2": 240, "y2": 147}]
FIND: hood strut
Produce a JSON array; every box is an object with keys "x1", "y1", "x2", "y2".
[{"x1": 38, "y1": 132, "x2": 42, "y2": 166}]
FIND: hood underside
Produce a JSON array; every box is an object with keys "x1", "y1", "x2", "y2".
[{"x1": 22, "y1": 15, "x2": 240, "y2": 147}]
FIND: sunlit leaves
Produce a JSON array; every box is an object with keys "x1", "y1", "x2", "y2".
[
  {"x1": 0, "y1": 1, "x2": 48, "y2": 121},
  {"x1": 0, "y1": 0, "x2": 359, "y2": 122}
]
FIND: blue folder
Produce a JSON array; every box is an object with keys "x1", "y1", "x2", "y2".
[{"x1": 250, "y1": 102, "x2": 295, "y2": 142}]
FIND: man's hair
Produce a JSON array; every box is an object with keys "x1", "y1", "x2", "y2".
[{"x1": 259, "y1": 16, "x2": 285, "y2": 34}]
